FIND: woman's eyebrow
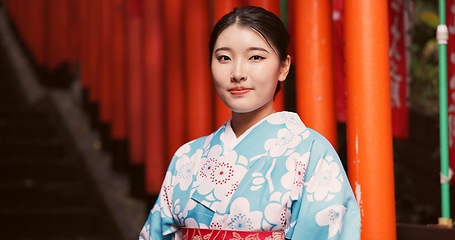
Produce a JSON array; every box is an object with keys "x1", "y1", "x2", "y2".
[
  {"x1": 214, "y1": 47, "x2": 231, "y2": 53},
  {"x1": 247, "y1": 47, "x2": 270, "y2": 53}
]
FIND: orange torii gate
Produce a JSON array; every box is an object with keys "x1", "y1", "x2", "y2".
[{"x1": 344, "y1": 1, "x2": 396, "y2": 239}]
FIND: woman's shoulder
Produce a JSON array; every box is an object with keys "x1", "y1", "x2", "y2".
[{"x1": 173, "y1": 123, "x2": 227, "y2": 156}]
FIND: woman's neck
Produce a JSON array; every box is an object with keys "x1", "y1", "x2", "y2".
[{"x1": 230, "y1": 102, "x2": 276, "y2": 138}]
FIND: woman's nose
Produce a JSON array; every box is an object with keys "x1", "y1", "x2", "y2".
[{"x1": 230, "y1": 61, "x2": 247, "y2": 82}]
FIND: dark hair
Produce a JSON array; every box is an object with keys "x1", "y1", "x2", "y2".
[{"x1": 209, "y1": 6, "x2": 290, "y2": 95}]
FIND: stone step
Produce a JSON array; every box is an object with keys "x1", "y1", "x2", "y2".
[
  {"x1": 0, "y1": 180, "x2": 90, "y2": 208},
  {"x1": 0, "y1": 164, "x2": 83, "y2": 181},
  {"x1": 0, "y1": 206, "x2": 102, "y2": 238},
  {"x1": 0, "y1": 140, "x2": 67, "y2": 158}
]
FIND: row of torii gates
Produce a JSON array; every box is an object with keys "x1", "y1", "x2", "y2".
[{"x1": 3, "y1": 0, "x2": 453, "y2": 239}]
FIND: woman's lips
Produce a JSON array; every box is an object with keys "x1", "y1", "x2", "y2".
[{"x1": 229, "y1": 87, "x2": 251, "y2": 96}]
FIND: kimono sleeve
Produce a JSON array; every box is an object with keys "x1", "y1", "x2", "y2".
[
  {"x1": 286, "y1": 134, "x2": 361, "y2": 239},
  {"x1": 139, "y1": 171, "x2": 179, "y2": 240}
]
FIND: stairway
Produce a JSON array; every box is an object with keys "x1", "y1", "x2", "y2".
[{"x1": 0, "y1": 27, "x2": 122, "y2": 240}]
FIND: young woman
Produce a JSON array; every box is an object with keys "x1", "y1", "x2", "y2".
[{"x1": 140, "y1": 6, "x2": 360, "y2": 240}]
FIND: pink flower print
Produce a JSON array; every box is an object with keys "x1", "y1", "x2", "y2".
[
  {"x1": 209, "y1": 222, "x2": 223, "y2": 230},
  {"x1": 281, "y1": 152, "x2": 310, "y2": 197},
  {"x1": 162, "y1": 185, "x2": 173, "y2": 207},
  {"x1": 210, "y1": 162, "x2": 234, "y2": 185},
  {"x1": 200, "y1": 158, "x2": 217, "y2": 178},
  {"x1": 225, "y1": 181, "x2": 239, "y2": 197},
  {"x1": 293, "y1": 159, "x2": 307, "y2": 187}
]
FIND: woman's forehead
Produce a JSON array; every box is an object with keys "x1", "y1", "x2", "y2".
[{"x1": 214, "y1": 24, "x2": 272, "y2": 51}]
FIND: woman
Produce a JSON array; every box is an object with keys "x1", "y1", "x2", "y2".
[{"x1": 140, "y1": 6, "x2": 360, "y2": 240}]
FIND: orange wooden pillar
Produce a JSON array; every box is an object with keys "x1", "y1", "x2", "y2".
[
  {"x1": 47, "y1": 0, "x2": 69, "y2": 71},
  {"x1": 126, "y1": 0, "x2": 145, "y2": 167},
  {"x1": 56, "y1": 0, "x2": 69, "y2": 69},
  {"x1": 184, "y1": 0, "x2": 213, "y2": 140},
  {"x1": 67, "y1": 0, "x2": 81, "y2": 66},
  {"x1": 345, "y1": 1, "x2": 396, "y2": 239},
  {"x1": 294, "y1": 0, "x2": 337, "y2": 148},
  {"x1": 87, "y1": 0, "x2": 102, "y2": 118},
  {"x1": 47, "y1": 0, "x2": 59, "y2": 70},
  {"x1": 164, "y1": 0, "x2": 186, "y2": 160},
  {"x1": 99, "y1": 0, "x2": 113, "y2": 150},
  {"x1": 111, "y1": 0, "x2": 128, "y2": 172},
  {"x1": 247, "y1": 0, "x2": 284, "y2": 112},
  {"x1": 212, "y1": 0, "x2": 243, "y2": 127},
  {"x1": 79, "y1": 0, "x2": 89, "y2": 95},
  {"x1": 143, "y1": 0, "x2": 166, "y2": 195},
  {"x1": 127, "y1": 0, "x2": 146, "y2": 197}
]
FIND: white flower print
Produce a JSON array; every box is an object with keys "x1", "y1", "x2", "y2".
[
  {"x1": 210, "y1": 161, "x2": 234, "y2": 185},
  {"x1": 306, "y1": 156, "x2": 343, "y2": 202},
  {"x1": 281, "y1": 152, "x2": 310, "y2": 196},
  {"x1": 194, "y1": 144, "x2": 223, "y2": 187},
  {"x1": 175, "y1": 143, "x2": 191, "y2": 158},
  {"x1": 229, "y1": 212, "x2": 254, "y2": 231},
  {"x1": 228, "y1": 198, "x2": 263, "y2": 231},
  {"x1": 262, "y1": 191, "x2": 290, "y2": 231},
  {"x1": 199, "y1": 157, "x2": 217, "y2": 178},
  {"x1": 264, "y1": 128, "x2": 302, "y2": 157},
  {"x1": 175, "y1": 149, "x2": 202, "y2": 191},
  {"x1": 315, "y1": 205, "x2": 347, "y2": 239},
  {"x1": 196, "y1": 148, "x2": 247, "y2": 202},
  {"x1": 263, "y1": 202, "x2": 286, "y2": 229},
  {"x1": 267, "y1": 112, "x2": 307, "y2": 134}
]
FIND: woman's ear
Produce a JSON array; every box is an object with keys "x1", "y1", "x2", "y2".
[{"x1": 278, "y1": 55, "x2": 291, "y2": 82}]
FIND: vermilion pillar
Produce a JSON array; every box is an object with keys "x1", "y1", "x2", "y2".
[
  {"x1": 111, "y1": 0, "x2": 128, "y2": 171},
  {"x1": 99, "y1": 0, "x2": 113, "y2": 125},
  {"x1": 79, "y1": 0, "x2": 89, "y2": 92},
  {"x1": 67, "y1": 0, "x2": 80, "y2": 64},
  {"x1": 184, "y1": 0, "x2": 213, "y2": 140},
  {"x1": 212, "y1": 0, "x2": 242, "y2": 127},
  {"x1": 88, "y1": 0, "x2": 101, "y2": 106},
  {"x1": 50, "y1": 0, "x2": 69, "y2": 71},
  {"x1": 345, "y1": 1, "x2": 396, "y2": 239},
  {"x1": 247, "y1": 0, "x2": 284, "y2": 112},
  {"x1": 143, "y1": 0, "x2": 166, "y2": 194},
  {"x1": 111, "y1": 0, "x2": 128, "y2": 140},
  {"x1": 127, "y1": 0, "x2": 144, "y2": 166},
  {"x1": 295, "y1": 0, "x2": 337, "y2": 148},
  {"x1": 164, "y1": 0, "x2": 186, "y2": 160}
]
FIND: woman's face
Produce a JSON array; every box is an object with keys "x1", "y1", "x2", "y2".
[{"x1": 211, "y1": 24, "x2": 290, "y2": 114}]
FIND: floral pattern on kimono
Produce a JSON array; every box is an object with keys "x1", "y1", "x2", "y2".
[{"x1": 139, "y1": 111, "x2": 361, "y2": 240}]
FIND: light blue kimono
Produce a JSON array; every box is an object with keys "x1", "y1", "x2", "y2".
[{"x1": 139, "y1": 112, "x2": 360, "y2": 239}]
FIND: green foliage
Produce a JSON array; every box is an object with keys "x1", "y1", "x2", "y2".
[{"x1": 410, "y1": 0, "x2": 439, "y2": 116}]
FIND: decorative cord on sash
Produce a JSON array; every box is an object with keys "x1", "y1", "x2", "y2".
[{"x1": 182, "y1": 227, "x2": 284, "y2": 240}]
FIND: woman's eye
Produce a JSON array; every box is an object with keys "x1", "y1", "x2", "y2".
[
  {"x1": 250, "y1": 55, "x2": 263, "y2": 61},
  {"x1": 217, "y1": 55, "x2": 231, "y2": 62}
]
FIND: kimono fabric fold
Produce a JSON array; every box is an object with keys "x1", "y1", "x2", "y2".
[{"x1": 139, "y1": 111, "x2": 361, "y2": 240}]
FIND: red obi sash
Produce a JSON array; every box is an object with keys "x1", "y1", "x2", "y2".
[{"x1": 182, "y1": 227, "x2": 285, "y2": 240}]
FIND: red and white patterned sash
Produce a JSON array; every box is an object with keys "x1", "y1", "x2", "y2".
[{"x1": 182, "y1": 227, "x2": 285, "y2": 240}]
